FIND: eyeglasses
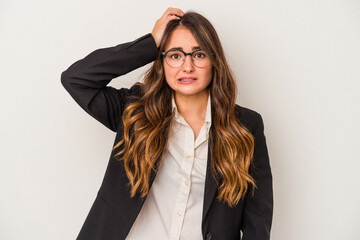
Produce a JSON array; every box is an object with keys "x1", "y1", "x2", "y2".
[{"x1": 161, "y1": 49, "x2": 212, "y2": 68}]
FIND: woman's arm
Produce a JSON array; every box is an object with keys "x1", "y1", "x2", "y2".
[
  {"x1": 61, "y1": 8, "x2": 184, "y2": 132},
  {"x1": 241, "y1": 113, "x2": 273, "y2": 240},
  {"x1": 61, "y1": 34, "x2": 158, "y2": 132}
]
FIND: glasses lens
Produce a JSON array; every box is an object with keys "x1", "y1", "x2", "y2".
[
  {"x1": 191, "y1": 50, "x2": 210, "y2": 68},
  {"x1": 165, "y1": 50, "x2": 185, "y2": 68}
]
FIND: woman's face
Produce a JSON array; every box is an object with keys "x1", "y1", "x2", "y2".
[{"x1": 163, "y1": 27, "x2": 213, "y2": 100}]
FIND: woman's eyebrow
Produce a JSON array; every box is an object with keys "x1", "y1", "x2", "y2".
[{"x1": 166, "y1": 46, "x2": 202, "y2": 51}]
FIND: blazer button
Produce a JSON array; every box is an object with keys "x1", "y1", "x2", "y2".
[{"x1": 205, "y1": 232, "x2": 212, "y2": 240}]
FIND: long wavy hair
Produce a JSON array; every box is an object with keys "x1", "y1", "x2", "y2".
[{"x1": 113, "y1": 11, "x2": 256, "y2": 207}]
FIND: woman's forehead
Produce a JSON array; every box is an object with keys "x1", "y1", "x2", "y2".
[{"x1": 165, "y1": 27, "x2": 200, "y2": 50}]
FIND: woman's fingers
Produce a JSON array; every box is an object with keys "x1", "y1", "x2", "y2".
[
  {"x1": 163, "y1": 7, "x2": 184, "y2": 19},
  {"x1": 151, "y1": 8, "x2": 184, "y2": 48}
]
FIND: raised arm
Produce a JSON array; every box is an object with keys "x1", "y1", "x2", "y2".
[
  {"x1": 61, "y1": 33, "x2": 158, "y2": 132},
  {"x1": 61, "y1": 8, "x2": 184, "y2": 132}
]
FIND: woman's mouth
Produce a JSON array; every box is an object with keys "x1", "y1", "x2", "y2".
[{"x1": 178, "y1": 78, "x2": 197, "y2": 84}]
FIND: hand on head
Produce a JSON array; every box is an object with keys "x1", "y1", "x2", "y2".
[{"x1": 151, "y1": 8, "x2": 184, "y2": 48}]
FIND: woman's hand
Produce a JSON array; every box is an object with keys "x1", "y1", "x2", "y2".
[{"x1": 151, "y1": 8, "x2": 184, "y2": 48}]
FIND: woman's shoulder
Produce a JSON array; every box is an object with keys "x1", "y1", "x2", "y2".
[
  {"x1": 235, "y1": 105, "x2": 264, "y2": 134},
  {"x1": 116, "y1": 82, "x2": 143, "y2": 99}
]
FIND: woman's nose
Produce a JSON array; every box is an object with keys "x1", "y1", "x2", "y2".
[{"x1": 182, "y1": 55, "x2": 195, "y2": 72}]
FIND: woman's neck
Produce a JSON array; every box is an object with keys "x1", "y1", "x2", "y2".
[{"x1": 174, "y1": 91, "x2": 209, "y2": 121}]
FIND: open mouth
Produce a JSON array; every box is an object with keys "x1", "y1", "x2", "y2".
[{"x1": 178, "y1": 78, "x2": 197, "y2": 83}]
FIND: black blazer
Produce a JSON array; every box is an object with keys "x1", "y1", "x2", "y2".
[{"x1": 61, "y1": 33, "x2": 273, "y2": 240}]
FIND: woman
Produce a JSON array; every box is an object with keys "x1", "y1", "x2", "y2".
[{"x1": 61, "y1": 8, "x2": 273, "y2": 240}]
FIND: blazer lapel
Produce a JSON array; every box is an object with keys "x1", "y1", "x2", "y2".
[{"x1": 202, "y1": 140, "x2": 218, "y2": 221}]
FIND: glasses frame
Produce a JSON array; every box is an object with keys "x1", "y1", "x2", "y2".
[{"x1": 161, "y1": 49, "x2": 212, "y2": 68}]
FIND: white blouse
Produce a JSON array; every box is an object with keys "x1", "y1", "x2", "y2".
[{"x1": 126, "y1": 94, "x2": 212, "y2": 240}]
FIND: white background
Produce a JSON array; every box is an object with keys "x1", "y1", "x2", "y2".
[{"x1": 1, "y1": 0, "x2": 359, "y2": 239}]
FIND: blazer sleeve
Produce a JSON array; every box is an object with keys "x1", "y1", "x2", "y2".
[
  {"x1": 241, "y1": 113, "x2": 273, "y2": 240},
  {"x1": 61, "y1": 33, "x2": 158, "y2": 132}
]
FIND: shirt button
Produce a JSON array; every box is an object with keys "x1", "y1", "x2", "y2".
[
  {"x1": 186, "y1": 154, "x2": 192, "y2": 159},
  {"x1": 185, "y1": 181, "x2": 189, "y2": 186},
  {"x1": 177, "y1": 212, "x2": 182, "y2": 216},
  {"x1": 206, "y1": 232, "x2": 212, "y2": 240}
]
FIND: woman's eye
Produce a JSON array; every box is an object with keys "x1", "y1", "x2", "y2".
[
  {"x1": 170, "y1": 53, "x2": 181, "y2": 59},
  {"x1": 194, "y1": 52, "x2": 206, "y2": 58}
]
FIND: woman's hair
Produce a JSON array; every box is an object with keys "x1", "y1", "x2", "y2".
[{"x1": 113, "y1": 11, "x2": 256, "y2": 207}]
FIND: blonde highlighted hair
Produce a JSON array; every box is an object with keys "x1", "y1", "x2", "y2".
[{"x1": 113, "y1": 11, "x2": 255, "y2": 207}]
